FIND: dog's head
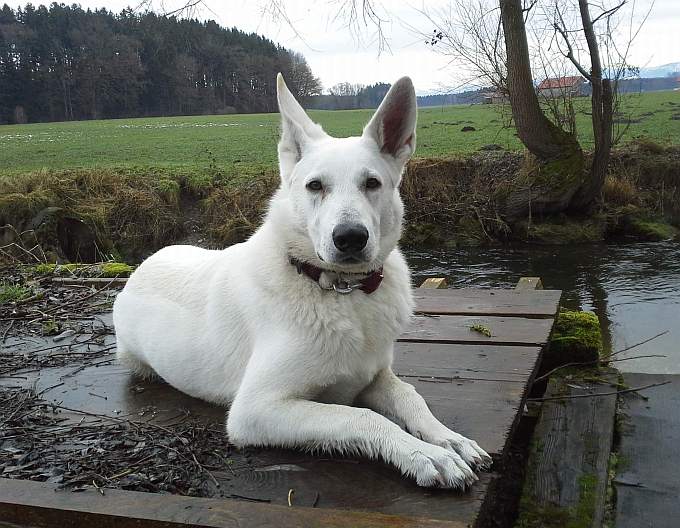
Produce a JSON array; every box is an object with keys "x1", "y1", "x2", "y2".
[{"x1": 271, "y1": 73, "x2": 417, "y2": 272}]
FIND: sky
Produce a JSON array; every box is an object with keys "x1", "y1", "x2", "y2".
[{"x1": 5, "y1": 0, "x2": 679, "y2": 94}]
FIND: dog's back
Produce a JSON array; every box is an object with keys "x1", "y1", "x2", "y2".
[{"x1": 114, "y1": 243, "x2": 253, "y2": 403}]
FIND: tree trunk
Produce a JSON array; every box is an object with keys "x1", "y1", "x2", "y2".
[
  {"x1": 571, "y1": 0, "x2": 613, "y2": 207},
  {"x1": 497, "y1": 0, "x2": 585, "y2": 221}
]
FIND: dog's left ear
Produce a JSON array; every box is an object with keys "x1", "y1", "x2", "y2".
[
  {"x1": 362, "y1": 77, "x2": 417, "y2": 165},
  {"x1": 277, "y1": 73, "x2": 328, "y2": 181}
]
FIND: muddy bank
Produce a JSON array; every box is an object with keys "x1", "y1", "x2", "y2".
[{"x1": 1, "y1": 142, "x2": 678, "y2": 263}]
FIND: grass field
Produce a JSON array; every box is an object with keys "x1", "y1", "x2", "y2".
[{"x1": 1, "y1": 91, "x2": 679, "y2": 176}]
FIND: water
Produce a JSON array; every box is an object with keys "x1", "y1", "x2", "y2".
[{"x1": 406, "y1": 241, "x2": 680, "y2": 374}]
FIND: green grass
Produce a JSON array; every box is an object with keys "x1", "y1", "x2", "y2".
[
  {"x1": 1, "y1": 91, "x2": 678, "y2": 175},
  {"x1": 0, "y1": 282, "x2": 33, "y2": 305}
]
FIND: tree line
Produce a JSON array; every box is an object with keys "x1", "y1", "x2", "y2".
[
  {"x1": 306, "y1": 82, "x2": 391, "y2": 110},
  {"x1": 0, "y1": 3, "x2": 321, "y2": 124}
]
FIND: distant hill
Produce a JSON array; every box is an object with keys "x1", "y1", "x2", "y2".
[{"x1": 639, "y1": 62, "x2": 680, "y2": 78}]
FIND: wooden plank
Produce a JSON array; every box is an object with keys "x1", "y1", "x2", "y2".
[
  {"x1": 515, "y1": 277, "x2": 543, "y2": 291},
  {"x1": 419, "y1": 278, "x2": 449, "y2": 289},
  {"x1": 519, "y1": 371, "x2": 618, "y2": 527},
  {"x1": 2, "y1": 284, "x2": 559, "y2": 526},
  {"x1": 3, "y1": 338, "x2": 545, "y2": 524},
  {"x1": 400, "y1": 314, "x2": 554, "y2": 347},
  {"x1": 614, "y1": 374, "x2": 680, "y2": 528},
  {"x1": 412, "y1": 288, "x2": 561, "y2": 318},
  {"x1": 51, "y1": 277, "x2": 129, "y2": 287},
  {"x1": 393, "y1": 342, "x2": 540, "y2": 383},
  {"x1": 0, "y1": 478, "x2": 467, "y2": 528}
]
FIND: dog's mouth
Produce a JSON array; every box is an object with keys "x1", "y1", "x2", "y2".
[
  {"x1": 318, "y1": 252, "x2": 365, "y2": 266},
  {"x1": 337, "y1": 255, "x2": 362, "y2": 264},
  {"x1": 315, "y1": 251, "x2": 376, "y2": 273}
]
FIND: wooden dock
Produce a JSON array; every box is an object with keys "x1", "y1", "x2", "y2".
[{"x1": 0, "y1": 280, "x2": 561, "y2": 527}]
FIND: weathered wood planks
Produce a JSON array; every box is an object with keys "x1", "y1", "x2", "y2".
[
  {"x1": 0, "y1": 478, "x2": 469, "y2": 528},
  {"x1": 401, "y1": 314, "x2": 554, "y2": 346},
  {"x1": 614, "y1": 373, "x2": 680, "y2": 528},
  {"x1": 412, "y1": 288, "x2": 561, "y2": 318},
  {"x1": 518, "y1": 371, "x2": 618, "y2": 527},
  {"x1": 0, "y1": 285, "x2": 562, "y2": 527}
]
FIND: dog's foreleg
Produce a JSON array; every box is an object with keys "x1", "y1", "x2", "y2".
[
  {"x1": 227, "y1": 393, "x2": 477, "y2": 489},
  {"x1": 356, "y1": 368, "x2": 492, "y2": 469}
]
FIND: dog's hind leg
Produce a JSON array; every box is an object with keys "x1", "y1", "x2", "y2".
[
  {"x1": 356, "y1": 367, "x2": 492, "y2": 470},
  {"x1": 115, "y1": 339, "x2": 158, "y2": 379}
]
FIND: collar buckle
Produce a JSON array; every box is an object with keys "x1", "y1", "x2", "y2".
[{"x1": 332, "y1": 279, "x2": 362, "y2": 294}]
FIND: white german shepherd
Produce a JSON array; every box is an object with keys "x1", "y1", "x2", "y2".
[{"x1": 113, "y1": 74, "x2": 491, "y2": 489}]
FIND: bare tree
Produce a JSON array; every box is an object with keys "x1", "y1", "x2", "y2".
[
  {"x1": 548, "y1": 0, "x2": 648, "y2": 205},
  {"x1": 329, "y1": 82, "x2": 365, "y2": 97},
  {"x1": 285, "y1": 52, "x2": 323, "y2": 97},
  {"x1": 422, "y1": 0, "x2": 650, "y2": 218},
  {"x1": 422, "y1": 1, "x2": 507, "y2": 93}
]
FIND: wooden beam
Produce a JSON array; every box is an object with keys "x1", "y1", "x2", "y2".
[
  {"x1": 515, "y1": 277, "x2": 543, "y2": 291},
  {"x1": 518, "y1": 371, "x2": 617, "y2": 527},
  {"x1": 401, "y1": 314, "x2": 555, "y2": 347},
  {"x1": 412, "y1": 288, "x2": 562, "y2": 319},
  {"x1": 0, "y1": 478, "x2": 467, "y2": 528},
  {"x1": 51, "y1": 277, "x2": 129, "y2": 287},
  {"x1": 420, "y1": 277, "x2": 449, "y2": 289}
]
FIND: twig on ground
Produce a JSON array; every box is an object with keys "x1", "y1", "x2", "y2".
[{"x1": 529, "y1": 380, "x2": 671, "y2": 402}]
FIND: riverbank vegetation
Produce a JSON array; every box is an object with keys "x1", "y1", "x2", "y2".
[{"x1": 1, "y1": 92, "x2": 678, "y2": 263}]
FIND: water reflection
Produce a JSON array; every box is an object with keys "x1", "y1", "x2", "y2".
[{"x1": 405, "y1": 241, "x2": 680, "y2": 374}]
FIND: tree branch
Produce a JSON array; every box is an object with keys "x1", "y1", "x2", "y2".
[
  {"x1": 591, "y1": 0, "x2": 627, "y2": 25},
  {"x1": 552, "y1": 14, "x2": 592, "y2": 80}
]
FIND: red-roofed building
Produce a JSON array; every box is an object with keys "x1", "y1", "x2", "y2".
[{"x1": 537, "y1": 76, "x2": 587, "y2": 98}]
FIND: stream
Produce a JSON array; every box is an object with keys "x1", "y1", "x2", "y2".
[{"x1": 406, "y1": 241, "x2": 680, "y2": 374}]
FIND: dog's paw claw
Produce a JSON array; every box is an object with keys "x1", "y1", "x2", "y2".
[
  {"x1": 401, "y1": 445, "x2": 476, "y2": 490},
  {"x1": 420, "y1": 428, "x2": 491, "y2": 474}
]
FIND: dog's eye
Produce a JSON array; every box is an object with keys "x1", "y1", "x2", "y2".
[
  {"x1": 365, "y1": 177, "x2": 382, "y2": 190},
  {"x1": 306, "y1": 180, "x2": 323, "y2": 191}
]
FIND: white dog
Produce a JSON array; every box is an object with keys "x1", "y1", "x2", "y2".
[{"x1": 113, "y1": 73, "x2": 491, "y2": 489}]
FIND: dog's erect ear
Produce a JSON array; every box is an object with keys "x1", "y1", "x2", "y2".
[
  {"x1": 277, "y1": 73, "x2": 327, "y2": 180},
  {"x1": 362, "y1": 77, "x2": 417, "y2": 164}
]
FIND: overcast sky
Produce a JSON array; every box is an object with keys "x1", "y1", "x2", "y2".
[{"x1": 6, "y1": 0, "x2": 679, "y2": 93}]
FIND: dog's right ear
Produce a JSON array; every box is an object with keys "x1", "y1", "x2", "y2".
[{"x1": 277, "y1": 73, "x2": 327, "y2": 181}]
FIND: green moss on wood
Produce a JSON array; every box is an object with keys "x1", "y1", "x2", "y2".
[
  {"x1": 100, "y1": 262, "x2": 134, "y2": 277},
  {"x1": 549, "y1": 310, "x2": 603, "y2": 363},
  {"x1": 34, "y1": 263, "x2": 57, "y2": 275},
  {"x1": 572, "y1": 473, "x2": 598, "y2": 528},
  {"x1": 33, "y1": 263, "x2": 81, "y2": 275},
  {"x1": 470, "y1": 324, "x2": 492, "y2": 337}
]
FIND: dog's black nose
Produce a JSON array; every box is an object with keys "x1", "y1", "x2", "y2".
[{"x1": 333, "y1": 223, "x2": 369, "y2": 253}]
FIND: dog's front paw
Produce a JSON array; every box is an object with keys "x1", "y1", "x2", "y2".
[
  {"x1": 420, "y1": 426, "x2": 492, "y2": 471},
  {"x1": 397, "y1": 441, "x2": 477, "y2": 489}
]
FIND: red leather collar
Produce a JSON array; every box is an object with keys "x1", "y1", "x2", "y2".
[{"x1": 289, "y1": 257, "x2": 384, "y2": 294}]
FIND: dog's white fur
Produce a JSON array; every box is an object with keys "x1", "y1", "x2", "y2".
[{"x1": 113, "y1": 74, "x2": 491, "y2": 488}]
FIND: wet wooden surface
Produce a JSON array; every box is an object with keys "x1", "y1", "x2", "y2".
[
  {"x1": 412, "y1": 288, "x2": 560, "y2": 318},
  {"x1": 402, "y1": 314, "x2": 554, "y2": 346},
  {"x1": 0, "y1": 286, "x2": 562, "y2": 526},
  {"x1": 523, "y1": 371, "x2": 618, "y2": 527},
  {"x1": 614, "y1": 373, "x2": 680, "y2": 528},
  {"x1": 0, "y1": 478, "x2": 470, "y2": 528}
]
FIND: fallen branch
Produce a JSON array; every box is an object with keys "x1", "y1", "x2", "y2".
[
  {"x1": 534, "y1": 330, "x2": 669, "y2": 383},
  {"x1": 529, "y1": 380, "x2": 671, "y2": 402}
]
